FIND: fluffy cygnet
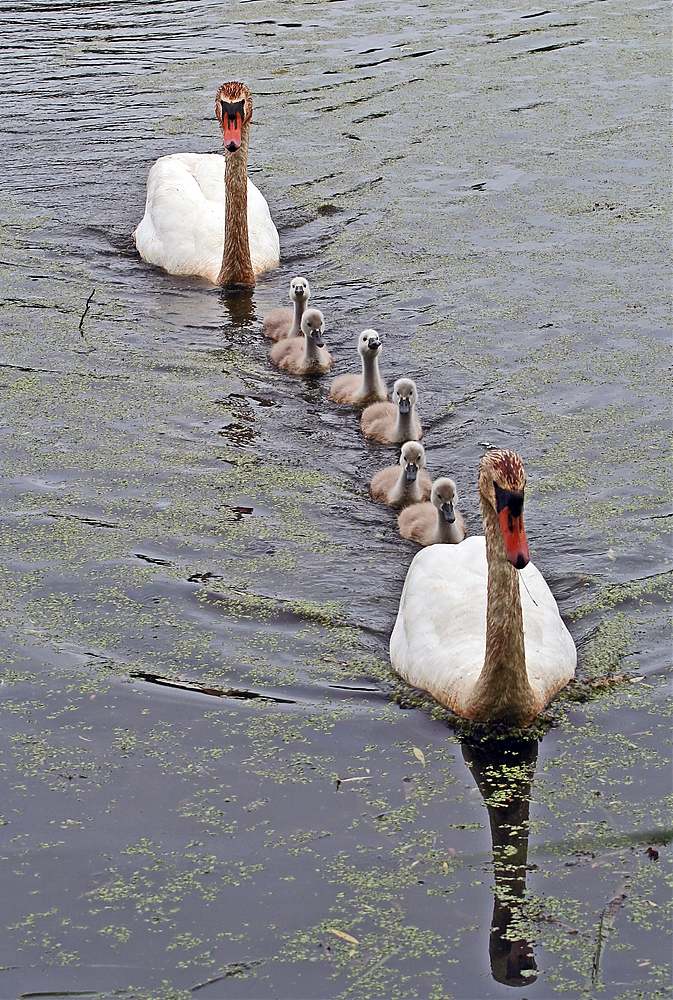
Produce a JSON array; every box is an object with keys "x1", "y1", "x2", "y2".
[
  {"x1": 263, "y1": 276, "x2": 311, "y2": 341},
  {"x1": 360, "y1": 377, "x2": 422, "y2": 444},
  {"x1": 269, "y1": 307, "x2": 333, "y2": 375},
  {"x1": 370, "y1": 441, "x2": 432, "y2": 509},
  {"x1": 329, "y1": 328, "x2": 387, "y2": 408},
  {"x1": 397, "y1": 477, "x2": 467, "y2": 546}
]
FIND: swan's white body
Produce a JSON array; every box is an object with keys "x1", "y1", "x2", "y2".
[
  {"x1": 390, "y1": 536, "x2": 576, "y2": 713},
  {"x1": 134, "y1": 153, "x2": 280, "y2": 283}
]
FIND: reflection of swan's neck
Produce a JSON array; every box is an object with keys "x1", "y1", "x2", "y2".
[
  {"x1": 289, "y1": 298, "x2": 306, "y2": 336},
  {"x1": 470, "y1": 497, "x2": 535, "y2": 722},
  {"x1": 361, "y1": 351, "x2": 383, "y2": 397},
  {"x1": 217, "y1": 127, "x2": 255, "y2": 288},
  {"x1": 462, "y1": 740, "x2": 538, "y2": 988}
]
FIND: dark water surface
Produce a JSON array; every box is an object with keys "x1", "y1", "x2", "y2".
[{"x1": 1, "y1": 0, "x2": 671, "y2": 997}]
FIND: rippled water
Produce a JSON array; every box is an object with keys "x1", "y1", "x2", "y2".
[{"x1": 1, "y1": 0, "x2": 671, "y2": 997}]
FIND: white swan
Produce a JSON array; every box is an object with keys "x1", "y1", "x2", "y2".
[
  {"x1": 390, "y1": 449, "x2": 576, "y2": 725},
  {"x1": 134, "y1": 81, "x2": 279, "y2": 288}
]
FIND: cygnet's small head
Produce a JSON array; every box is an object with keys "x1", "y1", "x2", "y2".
[
  {"x1": 479, "y1": 449, "x2": 529, "y2": 570},
  {"x1": 399, "y1": 441, "x2": 426, "y2": 483},
  {"x1": 301, "y1": 308, "x2": 325, "y2": 347},
  {"x1": 357, "y1": 328, "x2": 382, "y2": 358},
  {"x1": 431, "y1": 477, "x2": 458, "y2": 524},
  {"x1": 289, "y1": 277, "x2": 310, "y2": 303},
  {"x1": 393, "y1": 378, "x2": 417, "y2": 415},
  {"x1": 215, "y1": 81, "x2": 252, "y2": 154}
]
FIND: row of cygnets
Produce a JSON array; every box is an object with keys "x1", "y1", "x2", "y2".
[
  {"x1": 134, "y1": 80, "x2": 577, "y2": 727},
  {"x1": 263, "y1": 276, "x2": 466, "y2": 547}
]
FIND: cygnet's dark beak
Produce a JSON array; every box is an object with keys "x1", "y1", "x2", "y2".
[
  {"x1": 313, "y1": 329, "x2": 324, "y2": 348},
  {"x1": 441, "y1": 501, "x2": 456, "y2": 524},
  {"x1": 405, "y1": 463, "x2": 418, "y2": 483},
  {"x1": 367, "y1": 337, "x2": 381, "y2": 351},
  {"x1": 398, "y1": 397, "x2": 411, "y2": 415}
]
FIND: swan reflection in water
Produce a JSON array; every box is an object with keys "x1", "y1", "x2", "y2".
[
  {"x1": 461, "y1": 738, "x2": 539, "y2": 988},
  {"x1": 220, "y1": 284, "x2": 257, "y2": 326}
]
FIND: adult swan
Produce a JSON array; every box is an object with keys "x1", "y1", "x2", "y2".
[
  {"x1": 134, "y1": 82, "x2": 280, "y2": 287},
  {"x1": 390, "y1": 449, "x2": 576, "y2": 725}
]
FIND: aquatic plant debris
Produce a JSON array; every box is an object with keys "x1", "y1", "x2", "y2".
[{"x1": 326, "y1": 929, "x2": 360, "y2": 946}]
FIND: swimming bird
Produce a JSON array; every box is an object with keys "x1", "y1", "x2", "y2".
[
  {"x1": 397, "y1": 477, "x2": 466, "y2": 545},
  {"x1": 390, "y1": 449, "x2": 576, "y2": 725},
  {"x1": 329, "y1": 328, "x2": 387, "y2": 407},
  {"x1": 361, "y1": 378, "x2": 422, "y2": 444},
  {"x1": 263, "y1": 277, "x2": 311, "y2": 341},
  {"x1": 134, "y1": 82, "x2": 279, "y2": 287},
  {"x1": 369, "y1": 441, "x2": 432, "y2": 508},
  {"x1": 269, "y1": 308, "x2": 333, "y2": 375}
]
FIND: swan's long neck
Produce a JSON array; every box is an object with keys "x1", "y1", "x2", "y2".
[
  {"x1": 217, "y1": 127, "x2": 255, "y2": 288},
  {"x1": 361, "y1": 351, "x2": 383, "y2": 396},
  {"x1": 434, "y1": 507, "x2": 463, "y2": 544},
  {"x1": 395, "y1": 406, "x2": 415, "y2": 440},
  {"x1": 393, "y1": 466, "x2": 421, "y2": 505},
  {"x1": 303, "y1": 335, "x2": 321, "y2": 365},
  {"x1": 470, "y1": 496, "x2": 536, "y2": 722},
  {"x1": 289, "y1": 299, "x2": 306, "y2": 337}
]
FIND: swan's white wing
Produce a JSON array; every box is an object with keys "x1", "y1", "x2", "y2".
[
  {"x1": 518, "y1": 561, "x2": 577, "y2": 700},
  {"x1": 134, "y1": 154, "x2": 223, "y2": 282},
  {"x1": 390, "y1": 537, "x2": 489, "y2": 708},
  {"x1": 390, "y1": 536, "x2": 576, "y2": 710},
  {"x1": 246, "y1": 176, "x2": 280, "y2": 274},
  {"x1": 134, "y1": 153, "x2": 279, "y2": 282}
]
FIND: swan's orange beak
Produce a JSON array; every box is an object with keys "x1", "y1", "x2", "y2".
[
  {"x1": 222, "y1": 113, "x2": 242, "y2": 152},
  {"x1": 498, "y1": 507, "x2": 530, "y2": 570}
]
